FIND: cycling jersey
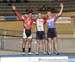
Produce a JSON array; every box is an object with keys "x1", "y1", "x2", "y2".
[
  {"x1": 14, "y1": 10, "x2": 34, "y2": 30},
  {"x1": 47, "y1": 16, "x2": 58, "y2": 28},
  {"x1": 14, "y1": 10, "x2": 34, "y2": 38},
  {"x1": 36, "y1": 18, "x2": 45, "y2": 31}
]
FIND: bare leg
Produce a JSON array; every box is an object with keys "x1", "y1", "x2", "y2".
[
  {"x1": 53, "y1": 37, "x2": 58, "y2": 54},
  {"x1": 42, "y1": 39, "x2": 46, "y2": 54},
  {"x1": 48, "y1": 38, "x2": 52, "y2": 54},
  {"x1": 36, "y1": 39, "x2": 40, "y2": 54},
  {"x1": 28, "y1": 38, "x2": 32, "y2": 53},
  {"x1": 22, "y1": 38, "x2": 27, "y2": 52},
  {"x1": 51, "y1": 40, "x2": 54, "y2": 54}
]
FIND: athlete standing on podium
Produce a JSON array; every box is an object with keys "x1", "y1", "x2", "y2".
[
  {"x1": 34, "y1": 13, "x2": 46, "y2": 54},
  {"x1": 47, "y1": 3, "x2": 63, "y2": 54},
  {"x1": 12, "y1": 5, "x2": 34, "y2": 54}
]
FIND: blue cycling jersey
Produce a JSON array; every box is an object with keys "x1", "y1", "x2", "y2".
[{"x1": 47, "y1": 16, "x2": 58, "y2": 28}]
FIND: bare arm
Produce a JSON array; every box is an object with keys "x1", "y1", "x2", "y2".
[
  {"x1": 57, "y1": 3, "x2": 63, "y2": 16},
  {"x1": 12, "y1": 5, "x2": 23, "y2": 19}
]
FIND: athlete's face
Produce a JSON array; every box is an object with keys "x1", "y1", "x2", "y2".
[
  {"x1": 38, "y1": 13, "x2": 42, "y2": 19},
  {"x1": 28, "y1": 13, "x2": 32, "y2": 18},
  {"x1": 47, "y1": 11, "x2": 52, "y2": 17}
]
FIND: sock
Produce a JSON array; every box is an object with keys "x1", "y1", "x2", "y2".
[
  {"x1": 22, "y1": 48, "x2": 25, "y2": 52},
  {"x1": 28, "y1": 48, "x2": 31, "y2": 52}
]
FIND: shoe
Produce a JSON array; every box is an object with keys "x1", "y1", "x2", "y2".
[
  {"x1": 47, "y1": 52, "x2": 52, "y2": 55},
  {"x1": 43, "y1": 52, "x2": 46, "y2": 54},
  {"x1": 35, "y1": 52, "x2": 39, "y2": 55},
  {"x1": 28, "y1": 52, "x2": 32, "y2": 54},
  {"x1": 55, "y1": 52, "x2": 60, "y2": 55},
  {"x1": 56, "y1": 53, "x2": 60, "y2": 55},
  {"x1": 22, "y1": 52, "x2": 25, "y2": 54}
]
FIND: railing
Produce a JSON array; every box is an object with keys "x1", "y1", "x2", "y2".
[
  {"x1": 0, "y1": 29, "x2": 75, "y2": 53},
  {"x1": 0, "y1": 29, "x2": 22, "y2": 37}
]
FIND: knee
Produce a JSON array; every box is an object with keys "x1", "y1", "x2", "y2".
[
  {"x1": 23, "y1": 38, "x2": 27, "y2": 43},
  {"x1": 42, "y1": 40, "x2": 46, "y2": 44},
  {"x1": 28, "y1": 38, "x2": 32, "y2": 43}
]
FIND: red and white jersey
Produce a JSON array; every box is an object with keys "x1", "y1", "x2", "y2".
[
  {"x1": 14, "y1": 10, "x2": 34, "y2": 30},
  {"x1": 36, "y1": 18, "x2": 45, "y2": 31},
  {"x1": 34, "y1": 18, "x2": 46, "y2": 31},
  {"x1": 22, "y1": 16, "x2": 33, "y2": 30}
]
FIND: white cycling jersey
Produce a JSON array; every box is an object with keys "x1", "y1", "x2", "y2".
[{"x1": 36, "y1": 18, "x2": 44, "y2": 31}]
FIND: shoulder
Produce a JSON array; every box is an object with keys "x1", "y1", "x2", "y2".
[
  {"x1": 54, "y1": 15, "x2": 59, "y2": 18},
  {"x1": 22, "y1": 16, "x2": 27, "y2": 19}
]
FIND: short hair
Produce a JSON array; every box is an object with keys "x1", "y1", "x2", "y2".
[{"x1": 27, "y1": 9, "x2": 33, "y2": 14}]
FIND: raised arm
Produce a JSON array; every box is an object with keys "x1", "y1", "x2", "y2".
[
  {"x1": 12, "y1": 5, "x2": 23, "y2": 19},
  {"x1": 57, "y1": 3, "x2": 63, "y2": 16}
]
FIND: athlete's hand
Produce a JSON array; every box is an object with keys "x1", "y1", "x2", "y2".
[
  {"x1": 12, "y1": 5, "x2": 16, "y2": 10},
  {"x1": 60, "y1": 3, "x2": 63, "y2": 8},
  {"x1": 57, "y1": 3, "x2": 63, "y2": 16}
]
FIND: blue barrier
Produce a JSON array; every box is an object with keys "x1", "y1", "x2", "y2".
[{"x1": 4, "y1": 16, "x2": 17, "y2": 20}]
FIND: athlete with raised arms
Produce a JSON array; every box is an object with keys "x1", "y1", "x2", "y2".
[
  {"x1": 47, "y1": 3, "x2": 63, "y2": 54},
  {"x1": 12, "y1": 5, "x2": 34, "y2": 54}
]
